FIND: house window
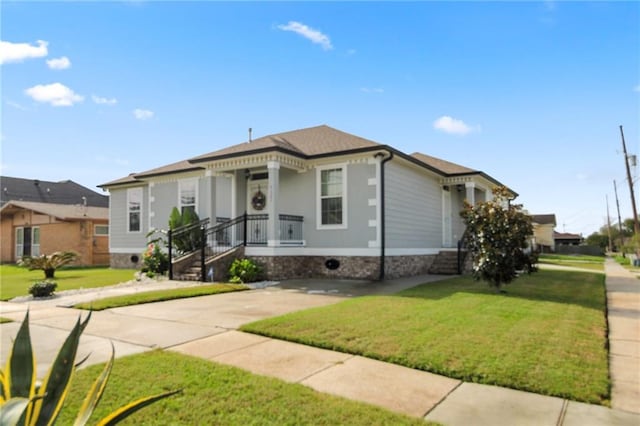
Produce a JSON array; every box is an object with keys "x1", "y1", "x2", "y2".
[
  {"x1": 179, "y1": 179, "x2": 197, "y2": 216},
  {"x1": 95, "y1": 224, "x2": 109, "y2": 236},
  {"x1": 127, "y1": 188, "x2": 142, "y2": 232},
  {"x1": 317, "y1": 165, "x2": 347, "y2": 229},
  {"x1": 32, "y1": 227, "x2": 40, "y2": 256},
  {"x1": 15, "y1": 227, "x2": 24, "y2": 259}
]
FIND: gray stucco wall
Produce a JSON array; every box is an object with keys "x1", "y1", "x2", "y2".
[{"x1": 385, "y1": 160, "x2": 442, "y2": 249}]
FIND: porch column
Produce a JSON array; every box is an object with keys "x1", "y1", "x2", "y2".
[
  {"x1": 267, "y1": 161, "x2": 280, "y2": 247},
  {"x1": 465, "y1": 182, "x2": 476, "y2": 205},
  {"x1": 204, "y1": 170, "x2": 216, "y2": 223},
  {"x1": 485, "y1": 187, "x2": 493, "y2": 202}
]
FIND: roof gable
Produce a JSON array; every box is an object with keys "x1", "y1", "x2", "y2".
[
  {"x1": 1, "y1": 176, "x2": 108, "y2": 208},
  {"x1": 0, "y1": 200, "x2": 108, "y2": 221},
  {"x1": 190, "y1": 125, "x2": 381, "y2": 163}
]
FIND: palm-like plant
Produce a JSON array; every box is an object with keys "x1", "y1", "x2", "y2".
[
  {"x1": 0, "y1": 311, "x2": 179, "y2": 425},
  {"x1": 18, "y1": 251, "x2": 79, "y2": 279}
]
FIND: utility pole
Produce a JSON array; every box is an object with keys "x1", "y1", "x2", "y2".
[
  {"x1": 620, "y1": 125, "x2": 639, "y2": 235},
  {"x1": 614, "y1": 180, "x2": 624, "y2": 250},
  {"x1": 606, "y1": 195, "x2": 613, "y2": 253}
]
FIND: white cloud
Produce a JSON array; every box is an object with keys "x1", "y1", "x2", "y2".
[
  {"x1": 277, "y1": 21, "x2": 333, "y2": 51},
  {"x1": 92, "y1": 95, "x2": 118, "y2": 105},
  {"x1": 433, "y1": 115, "x2": 477, "y2": 135},
  {"x1": 25, "y1": 83, "x2": 84, "y2": 107},
  {"x1": 634, "y1": 84, "x2": 640, "y2": 92},
  {"x1": 360, "y1": 87, "x2": 384, "y2": 93},
  {"x1": 133, "y1": 108, "x2": 154, "y2": 120},
  {"x1": 46, "y1": 56, "x2": 71, "y2": 70},
  {"x1": 0, "y1": 40, "x2": 48, "y2": 64}
]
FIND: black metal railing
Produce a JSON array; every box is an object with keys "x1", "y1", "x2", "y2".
[
  {"x1": 279, "y1": 214, "x2": 303, "y2": 242},
  {"x1": 169, "y1": 213, "x2": 303, "y2": 281}
]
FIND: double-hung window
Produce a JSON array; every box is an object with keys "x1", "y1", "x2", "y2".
[
  {"x1": 127, "y1": 187, "x2": 142, "y2": 232},
  {"x1": 179, "y1": 179, "x2": 197, "y2": 215},
  {"x1": 317, "y1": 165, "x2": 347, "y2": 229}
]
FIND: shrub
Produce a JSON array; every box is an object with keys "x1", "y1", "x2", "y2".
[
  {"x1": 18, "y1": 251, "x2": 78, "y2": 279},
  {"x1": 0, "y1": 311, "x2": 179, "y2": 425},
  {"x1": 228, "y1": 258, "x2": 262, "y2": 283},
  {"x1": 29, "y1": 280, "x2": 57, "y2": 298},
  {"x1": 142, "y1": 242, "x2": 169, "y2": 276}
]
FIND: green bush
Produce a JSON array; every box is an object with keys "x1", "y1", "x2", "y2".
[
  {"x1": 228, "y1": 258, "x2": 262, "y2": 283},
  {"x1": 29, "y1": 280, "x2": 57, "y2": 297},
  {"x1": 615, "y1": 255, "x2": 630, "y2": 266},
  {"x1": 142, "y1": 242, "x2": 169, "y2": 276}
]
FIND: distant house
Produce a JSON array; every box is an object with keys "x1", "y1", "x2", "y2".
[
  {"x1": 0, "y1": 177, "x2": 110, "y2": 265},
  {"x1": 99, "y1": 125, "x2": 516, "y2": 280},
  {"x1": 554, "y1": 231, "x2": 583, "y2": 247},
  {"x1": 531, "y1": 214, "x2": 557, "y2": 253}
]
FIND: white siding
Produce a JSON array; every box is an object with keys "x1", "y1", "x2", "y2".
[{"x1": 385, "y1": 161, "x2": 442, "y2": 249}]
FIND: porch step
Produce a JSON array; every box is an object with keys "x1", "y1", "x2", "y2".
[{"x1": 428, "y1": 250, "x2": 464, "y2": 275}]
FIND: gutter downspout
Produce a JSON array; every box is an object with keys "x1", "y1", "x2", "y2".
[{"x1": 378, "y1": 151, "x2": 394, "y2": 280}]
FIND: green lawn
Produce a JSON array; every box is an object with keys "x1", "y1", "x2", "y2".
[
  {"x1": 538, "y1": 254, "x2": 605, "y2": 271},
  {"x1": 241, "y1": 270, "x2": 609, "y2": 405},
  {"x1": 0, "y1": 265, "x2": 137, "y2": 300},
  {"x1": 74, "y1": 284, "x2": 248, "y2": 310},
  {"x1": 58, "y1": 351, "x2": 430, "y2": 425}
]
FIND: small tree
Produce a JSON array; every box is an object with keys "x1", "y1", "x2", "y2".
[
  {"x1": 168, "y1": 207, "x2": 202, "y2": 254},
  {"x1": 460, "y1": 187, "x2": 535, "y2": 292},
  {"x1": 18, "y1": 251, "x2": 78, "y2": 279}
]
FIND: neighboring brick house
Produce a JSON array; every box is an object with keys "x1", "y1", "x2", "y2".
[
  {"x1": 554, "y1": 231, "x2": 583, "y2": 247},
  {"x1": 530, "y1": 214, "x2": 557, "y2": 253},
  {"x1": 0, "y1": 177, "x2": 110, "y2": 265}
]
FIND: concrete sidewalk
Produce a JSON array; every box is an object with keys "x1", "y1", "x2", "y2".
[
  {"x1": 1, "y1": 271, "x2": 639, "y2": 425},
  {"x1": 604, "y1": 259, "x2": 640, "y2": 413}
]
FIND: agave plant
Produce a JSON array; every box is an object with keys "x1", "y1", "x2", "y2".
[
  {"x1": 18, "y1": 251, "x2": 79, "y2": 279},
  {"x1": 0, "y1": 311, "x2": 179, "y2": 425}
]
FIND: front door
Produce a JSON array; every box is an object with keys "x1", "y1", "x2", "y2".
[{"x1": 247, "y1": 179, "x2": 268, "y2": 215}]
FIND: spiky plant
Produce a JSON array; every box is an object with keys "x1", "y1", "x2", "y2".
[
  {"x1": 0, "y1": 311, "x2": 179, "y2": 425},
  {"x1": 18, "y1": 251, "x2": 79, "y2": 279}
]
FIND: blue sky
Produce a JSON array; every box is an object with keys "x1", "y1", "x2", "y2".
[{"x1": 2, "y1": 1, "x2": 639, "y2": 237}]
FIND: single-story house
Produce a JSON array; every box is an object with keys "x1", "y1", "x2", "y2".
[
  {"x1": 0, "y1": 177, "x2": 110, "y2": 265},
  {"x1": 554, "y1": 231, "x2": 583, "y2": 247},
  {"x1": 99, "y1": 125, "x2": 516, "y2": 280},
  {"x1": 530, "y1": 214, "x2": 557, "y2": 253}
]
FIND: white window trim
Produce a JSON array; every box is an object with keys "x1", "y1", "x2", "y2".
[
  {"x1": 15, "y1": 227, "x2": 24, "y2": 260},
  {"x1": 316, "y1": 163, "x2": 348, "y2": 230},
  {"x1": 178, "y1": 178, "x2": 199, "y2": 215},
  {"x1": 127, "y1": 187, "x2": 143, "y2": 233},
  {"x1": 94, "y1": 224, "x2": 109, "y2": 236}
]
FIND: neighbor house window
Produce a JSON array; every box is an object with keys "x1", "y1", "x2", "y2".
[
  {"x1": 94, "y1": 224, "x2": 109, "y2": 236},
  {"x1": 317, "y1": 165, "x2": 347, "y2": 229},
  {"x1": 179, "y1": 179, "x2": 197, "y2": 215},
  {"x1": 31, "y1": 227, "x2": 40, "y2": 256},
  {"x1": 127, "y1": 187, "x2": 142, "y2": 232},
  {"x1": 15, "y1": 227, "x2": 24, "y2": 259}
]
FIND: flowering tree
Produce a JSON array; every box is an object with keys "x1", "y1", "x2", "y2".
[{"x1": 460, "y1": 187, "x2": 535, "y2": 292}]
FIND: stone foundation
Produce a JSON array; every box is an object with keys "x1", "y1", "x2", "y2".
[
  {"x1": 249, "y1": 254, "x2": 437, "y2": 281},
  {"x1": 110, "y1": 253, "x2": 142, "y2": 269}
]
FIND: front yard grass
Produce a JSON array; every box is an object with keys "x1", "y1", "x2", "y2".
[
  {"x1": 241, "y1": 269, "x2": 609, "y2": 405},
  {"x1": 0, "y1": 265, "x2": 137, "y2": 300},
  {"x1": 58, "y1": 351, "x2": 429, "y2": 425},
  {"x1": 538, "y1": 253, "x2": 605, "y2": 271},
  {"x1": 73, "y1": 284, "x2": 248, "y2": 310}
]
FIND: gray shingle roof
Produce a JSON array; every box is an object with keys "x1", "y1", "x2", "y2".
[
  {"x1": 1, "y1": 176, "x2": 108, "y2": 207},
  {"x1": 410, "y1": 153, "x2": 477, "y2": 175}
]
